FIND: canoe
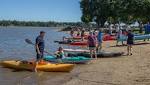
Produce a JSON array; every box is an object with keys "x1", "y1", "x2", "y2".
[
  {"x1": 44, "y1": 56, "x2": 91, "y2": 64},
  {"x1": 68, "y1": 51, "x2": 124, "y2": 58},
  {"x1": 70, "y1": 41, "x2": 87, "y2": 46},
  {"x1": 0, "y1": 60, "x2": 74, "y2": 72}
]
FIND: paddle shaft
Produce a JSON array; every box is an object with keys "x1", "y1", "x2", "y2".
[{"x1": 25, "y1": 39, "x2": 53, "y2": 55}]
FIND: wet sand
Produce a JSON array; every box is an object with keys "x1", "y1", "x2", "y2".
[{"x1": 64, "y1": 40, "x2": 150, "y2": 85}]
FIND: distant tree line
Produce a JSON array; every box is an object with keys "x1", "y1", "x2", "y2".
[{"x1": 0, "y1": 20, "x2": 88, "y2": 27}]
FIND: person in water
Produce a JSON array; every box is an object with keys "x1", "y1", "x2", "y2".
[
  {"x1": 81, "y1": 29, "x2": 85, "y2": 41},
  {"x1": 97, "y1": 29, "x2": 103, "y2": 52},
  {"x1": 34, "y1": 31, "x2": 45, "y2": 72},
  {"x1": 88, "y1": 32, "x2": 97, "y2": 59},
  {"x1": 127, "y1": 30, "x2": 134, "y2": 56},
  {"x1": 55, "y1": 47, "x2": 66, "y2": 59}
]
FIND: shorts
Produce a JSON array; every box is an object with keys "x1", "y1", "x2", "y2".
[
  {"x1": 89, "y1": 46, "x2": 96, "y2": 50},
  {"x1": 127, "y1": 40, "x2": 133, "y2": 45},
  {"x1": 36, "y1": 52, "x2": 44, "y2": 61}
]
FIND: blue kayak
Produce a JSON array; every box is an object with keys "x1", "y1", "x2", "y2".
[
  {"x1": 44, "y1": 56, "x2": 91, "y2": 64},
  {"x1": 118, "y1": 34, "x2": 150, "y2": 41}
]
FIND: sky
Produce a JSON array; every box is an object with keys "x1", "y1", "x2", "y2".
[{"x1": 0, "y1": 0, "x2": 82, "y2": 22}]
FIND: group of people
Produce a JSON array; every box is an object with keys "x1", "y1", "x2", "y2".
[
  {"x1": 115, "y1": 29, "x2": 134, "y2": 55},
  {"x1": 70, "y1": 27, "x2": 135, "y2": 58},
  {"x1": 34, "y1": 28, "x2": 134, "y2": 72},
  {"x1": 70, "y1": 28, "x2": 85, "y2": 41}
]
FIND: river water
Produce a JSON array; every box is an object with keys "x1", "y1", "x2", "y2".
[{"x1": 0, "y1": 27, "x2": 82, "y2": 85}]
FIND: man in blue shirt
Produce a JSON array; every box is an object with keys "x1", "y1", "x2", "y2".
[
  {"x1": 144, "y1": 22, "x2": 150, "y2": 41},
  {"x1": 127, "y1": 30, "x2": 134, "y2": 56},
  {"x1": 145, "y1": 22, "x2": 150, "y2": 34},
  {"x1": 34, "y1": 31, "x2": 45, "y2": 72},
  {"x1": 97, "y1": 29, "x2": 103, "y2": 52}
]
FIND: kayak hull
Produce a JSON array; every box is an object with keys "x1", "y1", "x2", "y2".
[
  {"x1": 118, "y1": 34, "x2": 150, "y2": 41},
  {"x1": 1, "y1": 60, "x2": 74, "y2": 72},
  {"x1": 103, "y1": 35, "x2": 116, "y2": 41},
  {"x1": 70, "y1": 41, "x2": 87, "y2": 46},
  {"x1": 44, "y1": 56, "x2": 91, "y2": 64},
  {"x1": 54, "y1": 41, "x2": 71, "y2": 44},
  {"x1": 68, "y1": 52, "x2": 124, "y2": 58},
  {"x1": 64, "y1": 49, "x2": 90, "y2": 53}
]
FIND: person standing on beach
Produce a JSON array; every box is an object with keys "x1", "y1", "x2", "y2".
[
  {"x1": 116, "y1": 29, "x2": 124, "y2": 46},
  {"x1": 88, "y1": 32, "x2": 97, "y2": 59},
  {"x1": 97, "y1": 29, "x2": 103, "y2": 52},
  {"x1": 34, "y1": 31, "x2": 45, "y2": 72},
  {"x1": 144, "y1": 22, "x2": 150, "y2": 41},
  {"x1": 81, "y1": 29, "x2": 85, "y2": 41},
  {"x1": 127, "y1": 30, "x2": 134, "y2": 56}
]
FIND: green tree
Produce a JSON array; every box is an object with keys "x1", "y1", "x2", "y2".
[{"x1": 80, "y1": 0, "x2": 150, "y2": 30}]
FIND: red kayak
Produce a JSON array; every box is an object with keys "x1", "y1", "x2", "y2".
[
  {"x1": 73, "y1": 35, "x2": 88, "y2": 39},
  {"x1": 103, "y1": 34, "x2": 116, "y2": 41},
  {"x1": 70, "y1": 41, "x2": 87, "y2": 46}
]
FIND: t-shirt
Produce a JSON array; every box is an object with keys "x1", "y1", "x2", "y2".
[
  {"x1": 88, "y1": 35, "x2": 96, "y2": 47},
  {"x1": 57, "y1": 51, "x2": 65, "y2": 59},
  {"x1": 144, "y1": 24, "x2": 150, "y2": 34},
  {"x1": 36, "y1": 36, "x2": 45, "y2": 52},
  {"x1": 97, "y1": 32, "x2": 102, "y2": 43},
  {"x1": 127, "y1": 33, "x2": 134, "y2": 41}
]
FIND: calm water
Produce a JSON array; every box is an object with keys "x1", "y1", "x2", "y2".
[{"x1": 0, "y1": 27, "x2": 81, "y2": 85}]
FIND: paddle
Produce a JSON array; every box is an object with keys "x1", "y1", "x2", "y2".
[{"x1": 25, "y1": 39, "x2": 54, "y2": 56}]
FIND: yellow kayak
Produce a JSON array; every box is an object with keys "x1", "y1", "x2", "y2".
[{"x1": 0, "y1": 60, "x2": 74, "y2": 72}]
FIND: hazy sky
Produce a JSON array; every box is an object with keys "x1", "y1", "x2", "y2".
[{"x1": 0, "y1": 0, "x2": 82, "y2": 22}]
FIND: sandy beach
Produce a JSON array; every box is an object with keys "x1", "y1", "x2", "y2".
[
  {"x1": 63, "y1": 40, "x2": 150, "y2": 85},
  {"x1": 0, "y1": 27, "x2": 150, "y2": 85}
]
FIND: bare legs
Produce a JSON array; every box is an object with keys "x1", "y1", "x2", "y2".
[
  {"x1": 116, "y1": 40, "x2": 124, "y2": 46},
  {"x1": 90, "y1": 48, "x2": 97, "y2": 59},
  {"x1": 97, "y1": 43, "x2": 102, "y2": 53},
  {"x1": 33, "y1": 61, "x2": 38, "y2": 72},
  {"x1": 127, "y1": 45, "x2": 132, "y2": 56}
]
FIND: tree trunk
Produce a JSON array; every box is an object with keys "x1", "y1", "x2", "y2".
[
  {"x1": 100, "y1": 18, "x2": 106, "y2": 28},
  {"x1": 138, "y1": 21, "x2": 143, "y2": 33}
]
